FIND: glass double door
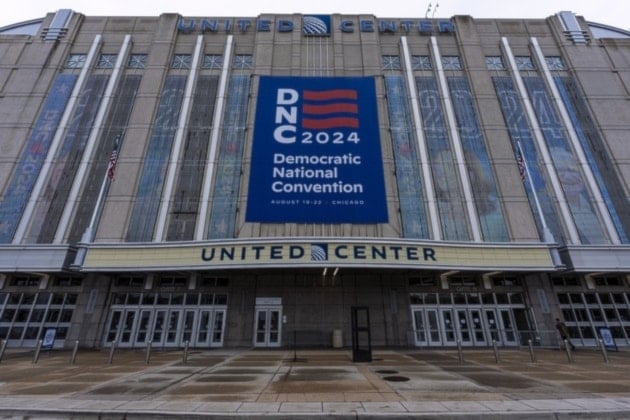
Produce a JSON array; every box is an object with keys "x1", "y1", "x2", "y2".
[
  {"x1": 412, "y1": 307, "x2": 519, "y2": 347},
  {"x1": 253, "y1": 307, "x2": 282, "y2": 347},
  {"x1": 105, "y1": 307, "x2": 225, "y2": 348}
]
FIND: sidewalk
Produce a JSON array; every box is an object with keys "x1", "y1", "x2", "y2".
[{"x1": 1, "y1": 346, "x2": 630, "y2": 418}]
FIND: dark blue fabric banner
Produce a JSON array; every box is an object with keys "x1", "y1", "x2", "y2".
[{"x1": 246, "y1": 76, "x2": 387, "y2": 223}]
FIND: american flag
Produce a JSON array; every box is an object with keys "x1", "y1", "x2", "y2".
[
  {"x1": 107, "y1": 143, "x2": 118, "y2": 181},
  {"x1": 517, "y1": 151, "x2": 526, "y2": 182}
]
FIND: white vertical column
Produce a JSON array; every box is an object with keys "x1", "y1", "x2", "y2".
[
  {"x1": 530, "y1": 37, "x2": 620, "y2": 245},
  {"x1": 195, "y1": 35, "x2": 234, "y2": 241},
  {"x1": 400, "y1": 37, "x2": 440, "y2": 240},
  {"x1": 53, "y1": 34, "x2": 132, "y2": 244},
  {"x1": 430, "y1": 36, "x2": 482, "y2": 242},
  {"x1": 154, "y1": 35, "x2": 204, "y2": 242},
  {"x1": 13, "y1": 34, "x2": 103, "y2": 244},
  {"x1": 500, "y1": 37, "x2": 581, "y2": 244}
]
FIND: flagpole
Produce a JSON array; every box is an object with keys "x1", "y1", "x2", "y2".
[{"x1": 72, "y1": 135, "x2": 119, "y2": 267}]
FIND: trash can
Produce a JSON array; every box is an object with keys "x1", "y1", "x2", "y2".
[{"x1": 332, "y1": 329, "x2": 343, "y2": 348}]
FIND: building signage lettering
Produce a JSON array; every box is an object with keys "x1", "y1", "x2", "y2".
[
  {"x1": 200, "y1": 244, "x2": 437, "y2": 262},
  {"x1": 246, "y1": 76, "x2": 387, "y2": 223},
  {"x1": 177, "y1": 17, "x2": 455, "y2": 35}
]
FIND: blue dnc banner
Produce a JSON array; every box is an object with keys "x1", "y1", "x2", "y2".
[{"x1": 246, "y1": 76, "x2": 388, "y2": 223}]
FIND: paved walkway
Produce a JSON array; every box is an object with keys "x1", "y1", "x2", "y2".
[{"x1": 0, "y1": 346, "x2": 630, "y2": 418}]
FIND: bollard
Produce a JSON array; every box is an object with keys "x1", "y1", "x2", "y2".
[
  {"x1": 492, "y1": 340, "x2": 500, "y2": 364},
  {"x1": 108, "y1": 339, "x2": 117, "y2": 365},
  {"x1": 0, "y1": 339, "x2": 7, "y2": 363},
  {"x1": 599, "y1": 339, "x2": 609, "y2": 364},
  {"x1": 33, "y1": 339, "x2": 43, "y2": 364},
  {"x1": 182, "y1": 340, "x2": 189, "y2": 365},
  {"x1": 145, "y1": 341, "x2": 152, "y2": 365},
  {"x1": 456, "y1": 340, "x2": 464, "y2": 364},
  {"x1": 528, "y1": 339, "x2": 537, "y2": 363},
  {"x1": 70, "y1": 340, "x2": 79, "y2": 365},
  {"x1": 563, "y1": 339, "x2": 574, "y2": 363}
]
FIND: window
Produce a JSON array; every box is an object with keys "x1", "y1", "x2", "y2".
[
  {"x1": 382, "y1": 55, "x2": 401, "y2": 70},
  {"x1": 9, "y1": 276, "x2": 39, "y2": 287},
  {"x1": 171, "y1": 54, "x2": 192, "y2": 69},
  {"x1": 233, "y1": 54, "x2": 253, "y2": 69},
  {"x1": 515, "y1": 56, "x2": 535, "y2": 70},
  {"x1": 485, "y1": 56, "x2": 505, "y2": 70},
  {"x1": 441, "y1": 56, "x2": 462, "y2": 70},
  {"x1": 202, "y1": 54, "x2": 223, "y2": 69},
  {"x1": 115, "y1": 276, "x2": 144, "y2": 288},
  {"x1": 199, "y1": 277, "x2": 229, "y2": 287},
  {"x1": 52, "y1": 277, "x2": 82, "y2": 287},
  {"x1": 411, "y1": 55, "x2": 432, "y2": 70},
  {"x1": 65, "y1": 54, "x2": 87, "y2": 68},
  {"x1": 545, "y1": 56, "x2": 565, "y2": 70},
  {"x1": 96, "y1": 54, "x2": 117, "y2": 68},
  {"x1": 158, "y1": 276, "x2": 187, "y2": 287},
  {"x1": 128, "y1": 54, "x2": 147, "y2": 69}
]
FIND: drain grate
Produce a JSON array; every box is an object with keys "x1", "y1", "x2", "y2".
[{"x1": 383, "y1": 375, "x2": 410, "y2": 382}]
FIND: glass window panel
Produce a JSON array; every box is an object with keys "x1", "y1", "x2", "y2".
[
  {"x1": 495, "y1": 294, "x2": 509, "y2": 304},
  {"x1": 382, "y1": 55, "x2": 401, "y2": 70},
  {"x1": 599, "y1": 293, "x2": 612, "y2": 304},
  {"x1": 584, "y1": 294, "x2": 597, "y2": 304},
  {"x1": 233, "y1": 54, "x2": 252, "y2": 69},
  {"x1": 60, "y1": 310, "x2": 73, "y2": 322},
  {"x1": 448, "y1": 77, "x2": 508, "y2": 241},
  {"x1": 557, "y1": 293, "x2": 570, "y2": 304},
  {"x1": 485, "y1": 56, "x2": 505, "y2": 70},
  {"x1": 171, "y1": 54, "x2": 192, "y2": 69},
  {"x1": 424, "y1": 293, "x2": 437, "y2": 304},
  {"x1": 384, "y1": 75, "x2": 429, "y2": 238},
  {"x1": 515, "y1": 56, "x2": 535, "y2": 70},
  {"x1": 202, "y1": 54, "x2": 223, "y2": 69},
  {"x1": 206, "y1": 75, "x2": 251, "y2": 238},
  {"x1": 185, "y1": 294, "x2": 199, "y2": 305},
  {"x1": 439, "y1": 294, "x2": 452, "y2": 304},
  {"x1": 66, "y1": 54, "x2": 86, "y2": 69},
  {"x1": 411, "y1": 55, "x2": 431, "y2": 70},
  {"x1": 127, "y1": 294, "x2": 141, "y2": 305},
  {"x1": 481, "y1": 293, "x2": 494, "y2": 304},
  {"x1": 200, "y1": 294, "x2": 213, "y2": 304},
  {"x1": 214, "y1": 294, "x2": 228, "y2": 305},
  {"x1": 579, "y1": 326, "x2": 595, "y2": 338},
  {"x1": 157, "y1": 294, "x2": 170, "y2": 305},
  {"x1": 128, "y1": 54, "x2": 147, "y2": 69},
  {"x1": 467, "y1": 293, "x2": 480, "y2": 304},
  {"x1": 126, "y1": 75, "x2": 186, "y2": 241},
  {"x1": 96, "y1": 54, "x2": 117, "y2": 68},
  {"x1": 417, "y1": 76, "x2": 469, "y2": 240},
  {"x1": 142, "y1": 294, "x2": 155, "y2": 305},
  {"x1": 545, "y1": 56, "x2": 565, "y2": 70},
  {"x1": 442, "y1": 56, "x2": 462, "y2": 70}
]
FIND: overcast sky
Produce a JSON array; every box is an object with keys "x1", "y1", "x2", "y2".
[{"x1": 1, "y1": 0, "x2": 628, "y2": 30}]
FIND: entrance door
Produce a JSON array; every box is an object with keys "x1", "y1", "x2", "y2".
[
  {"x1": 254, "y1": 307, "x2": 282, "y2": 347},
  {"x1": 196, "y1": 309, "x2": 226, "y2": 347},
  {"x1": 499, "y1": 309, "x2": 519, "y2": 345}
]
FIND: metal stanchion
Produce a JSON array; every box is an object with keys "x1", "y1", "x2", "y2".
[
  {"x1": 563, "y1": 339, "x2": 574, "y2": 363},
  {"x1": 0, "y1": 339, "x2": 7, "y2": 363},
  {"x1": 33, "y1": 339, "x2": 43, "y2": 364},
  {"x1": 145, "y1": 341, "x2": 152, "y2": 365},
  {"x1": 70, "y1": 340, "x2": 79, "y2": 365},
  {"x1": 456, "y1": 340, "x2": 464, "y2": 364},
  {"x1": 108, "y1": 338, "x2": 117, "y2": 365},
  {"x1": 492, "y1": 340, "x2": 500, "y2": 364},
  {"x1": 528, "y1": 339, "x2": 537, "y2": 363},
  {"x1": 182, "y1": 340, "x2": 189, "y2": 364},
  {"x1": 599, "y1": 339, "x2": 609, "y2": 364}
]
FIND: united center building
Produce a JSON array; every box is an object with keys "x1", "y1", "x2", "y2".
[{"x1": 0, "y1": 10, "x2": 629, "y2": 350}]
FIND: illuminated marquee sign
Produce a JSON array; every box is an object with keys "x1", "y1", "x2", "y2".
[
  {"x1": 246, "y1": 76, "x2": 387, "y2": 223},
  {"x1": 177, "y1": 16, "x2": 455, "y2": 35}
]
